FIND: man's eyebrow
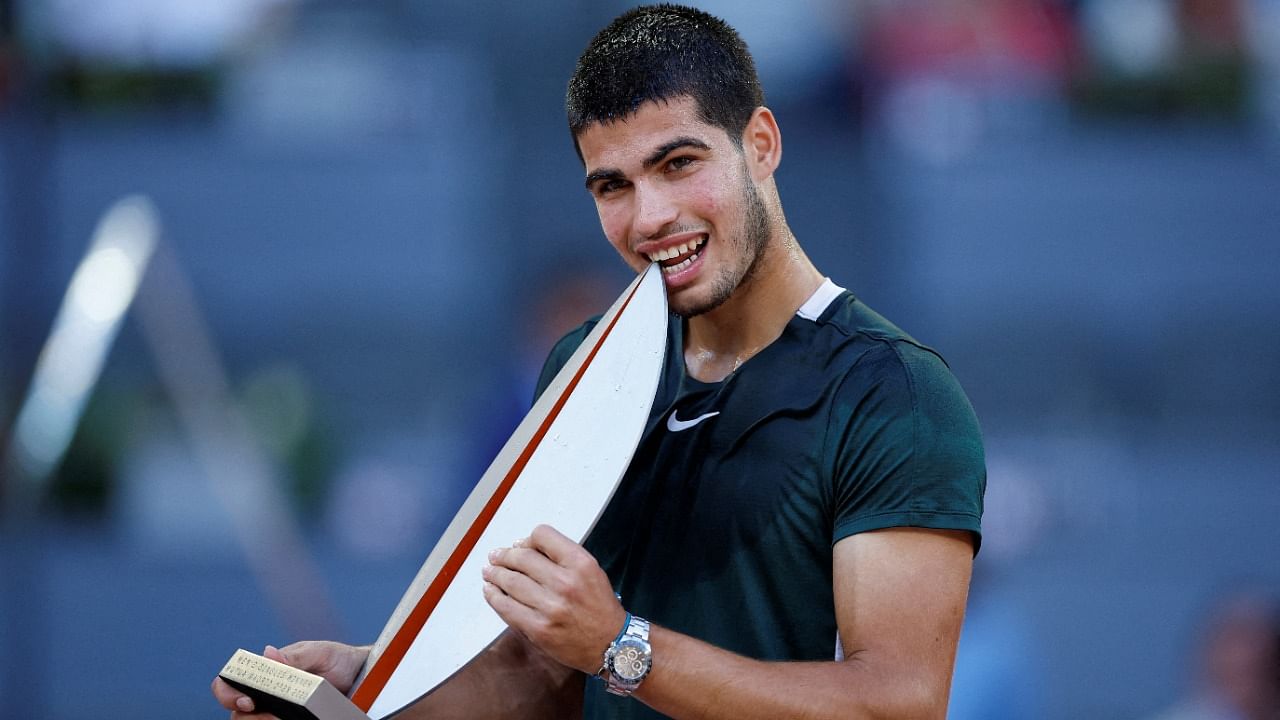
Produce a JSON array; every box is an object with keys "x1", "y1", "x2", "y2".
[
  {"x1": 584, "y1": 167, "x2": 624, "y2": 191},
  {"x1": 642, "y1": 137, "x2": 711, "y2": 170}
]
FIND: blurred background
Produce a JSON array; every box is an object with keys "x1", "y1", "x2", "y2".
[{"x1": 1, "y1": 0, "x2": 1278, "y2": 718}]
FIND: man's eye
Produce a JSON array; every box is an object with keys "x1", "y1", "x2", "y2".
[
  {"x1": 598, "y1": 180, "x2": 627, "y2": 195},
  {"x1": 667, "y1": 156, "x2": 695, "y2": 171}
]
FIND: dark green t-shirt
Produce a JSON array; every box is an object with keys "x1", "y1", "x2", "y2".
[{"x1": 533, "y1": 282, "x2": 985, "y2": 720}]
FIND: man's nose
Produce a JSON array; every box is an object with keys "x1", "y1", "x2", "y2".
[{"x1": 632, "y1": 181, "x2": 679, "y2": 240}]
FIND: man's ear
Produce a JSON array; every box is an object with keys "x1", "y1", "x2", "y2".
[{"x1": 741, "y1": 106, "x2": 782, "y2": 181}]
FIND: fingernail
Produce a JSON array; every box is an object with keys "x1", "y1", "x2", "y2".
[
  {"x1": 488, "y1": 548, "x2": 500, "y2": 562},
  {"x1": 237, "y1": 696, "x2": 255, "y2": 712}
]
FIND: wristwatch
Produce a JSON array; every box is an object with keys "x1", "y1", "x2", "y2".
[{"x1": 603, "y1": 614, "x2": 652, "y2": 696}]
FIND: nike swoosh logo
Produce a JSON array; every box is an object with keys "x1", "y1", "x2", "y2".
[{"x1": 666, "y1": 410, "x2": 720, "y2": 432}]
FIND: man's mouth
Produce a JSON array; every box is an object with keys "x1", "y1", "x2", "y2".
[{"x1": 645, "y1": 235, "x2": 707, "y2": 275}]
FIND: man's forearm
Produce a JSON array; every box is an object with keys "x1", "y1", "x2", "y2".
[
  {"x1": 395, "y1": 630, "x2": 583, "y2": 720},
  {"x1": 631, "y1": 626, "x2": 951, "y2": 720}
]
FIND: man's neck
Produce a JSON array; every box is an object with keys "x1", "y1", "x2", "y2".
[{"x1": 683, "y1": 231, "x2": 824, "y2": 383}]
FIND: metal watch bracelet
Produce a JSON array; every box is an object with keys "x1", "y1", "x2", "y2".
[{"x1": 603, "y1": 614, "x2": 652, "y2": 697}]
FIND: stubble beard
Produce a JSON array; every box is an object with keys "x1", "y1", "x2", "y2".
[{"x1": 671, "y1": 166, "x2": 771, "y2": 319}]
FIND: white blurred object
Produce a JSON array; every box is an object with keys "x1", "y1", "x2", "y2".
[
  {"x1": 6, "y1": 196, "x2": 158, "y2": 502},
  {"x1": 865, "y1": 2, "x2": 1070, "y2": 166},
  {"x1": 695, "y1": 0, "x2": 846, "y2": 102},
  {"x1": 322, "y1": 428, "x2": 468, "y2": 560},
  {"x1": 222, "y1": 42, "x2": 443, "y2": 144},
  {"x1": 883, "y1": 75, "x2": 984, "y2": 167},
  {"x1": 42, "y1": 0, "x2": 290, "y2": 66},
  {"x1": 118, "y1": 429, "x2": 238, "y2": 551},
  {"x1": 326, "y1": 458, "x2": 433, "y2": 559},
  {"x1": 1081, "y1": 0, "x2": 1180, "y2": 77},
  {"x1": 219, "y1": 3, "x2": 483, "y2": 147},
  {"x1": 979, "y1": 453, "x2": 1049, "y2": 564},
  {"x1": 1246, "y1": 0, "x2": 1280, "y2": 144}
]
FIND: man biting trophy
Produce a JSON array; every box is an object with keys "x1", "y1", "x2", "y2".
[{"x1": 214, "y1": 5, "x2": 985, "y2": 719}]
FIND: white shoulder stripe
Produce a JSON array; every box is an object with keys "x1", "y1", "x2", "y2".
[{"x1": 795, "y1": 278, "x2": 846, "y2": 321}]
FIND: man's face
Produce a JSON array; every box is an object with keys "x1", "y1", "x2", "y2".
[{"x1": 577, "y1": 97, "x2": 770, "y2": 318}]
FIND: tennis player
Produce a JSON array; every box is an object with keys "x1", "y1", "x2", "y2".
[{"x1": 215, "y1": 5, "x2": 984, "y2": 718}]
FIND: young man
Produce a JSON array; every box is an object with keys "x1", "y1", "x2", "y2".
[{"x1": 214, "y1": 5, "x2": 984, "y2": 719}]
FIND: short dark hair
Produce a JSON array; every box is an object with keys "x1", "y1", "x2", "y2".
[{"x1": 566, "y1": 4, "x2": 764, "y2": 160}]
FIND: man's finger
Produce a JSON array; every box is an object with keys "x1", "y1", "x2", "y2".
[
  {"x1": 482, "y1": 562, "x2": 550, "y2": 608},
  {"x1": 212, "y1": 676, "x2": 255, "y2": 712},
  {"x1": 269, "y1": 641, "x2": 321, "y2": 672},
  {"x1": 526, "y1": 524, "x2": 580, "y2": 566},
  {"x1": 489, "y1": 544, "x2": 561, "y2": 584},
  {"x1": 483, "y1": 580, "x2": 543, "y2": 633}
]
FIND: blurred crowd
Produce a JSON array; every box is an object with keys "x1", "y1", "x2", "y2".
[{"x1": 3, "y1": 1, "x2": 1279, "y2": 125}]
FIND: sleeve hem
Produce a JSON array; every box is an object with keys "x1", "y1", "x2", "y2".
[{"x1": 833, "y1": 511, "x2": 983, "y2": 554}]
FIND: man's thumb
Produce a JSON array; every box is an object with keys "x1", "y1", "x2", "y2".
[{"x1": 263, "y1": 644, "x2": 292, "y2": 665}]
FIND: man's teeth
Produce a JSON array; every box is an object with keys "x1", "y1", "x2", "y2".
[
  {"x1": 650, "y1": 244, "x2": 685, "y2": 261},
  {"x1": 646, "y1": 237, "x2": 705, "y2": 263},
  {"x1": 662, "y1": 253, "x2": 698, "y2": 274}
]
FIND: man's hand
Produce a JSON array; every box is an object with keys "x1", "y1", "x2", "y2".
[
  {"x1": 482, "y1": 524, "x2": 625, "y2": 675},
  {"x1": 211, "y1": 641, "x2": 370, "y2": 719}
]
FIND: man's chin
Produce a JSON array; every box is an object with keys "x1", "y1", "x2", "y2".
[{"x1": 668, "y1": 285, "x2": 731, "y2": 319}]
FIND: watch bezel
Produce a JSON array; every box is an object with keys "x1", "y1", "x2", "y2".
[{"x1": 607, "y1": 636, "x2": 652, "y2": 683}]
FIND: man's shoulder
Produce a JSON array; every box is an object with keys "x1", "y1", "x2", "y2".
[
  {"x1": 814, "y1": 290, "x2": 924, "y2": 347},
  {"x1": 801, "y1": 289, "x2": 952, "y2": 380},
  {"x1": 806, "y1": 289, "x2": 981, "y2": 458}
]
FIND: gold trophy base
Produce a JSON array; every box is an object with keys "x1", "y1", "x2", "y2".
[{"x1": 219, "y1": 649, "x2": 369, "y2": 720}]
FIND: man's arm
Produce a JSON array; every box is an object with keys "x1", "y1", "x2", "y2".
[
  {"x1": 212, "y1": 631, "x2": 583, "y2": 720},
  {"x1": 397, "y1": 629, "x2": 584, "y2": 720},
  {"x1": 485, "y1": 525, "x2": 973, "y2": 720}
]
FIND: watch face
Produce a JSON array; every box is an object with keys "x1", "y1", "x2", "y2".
[{"x1": 610, "y1": 638, "x2": 651, "y2": 682}]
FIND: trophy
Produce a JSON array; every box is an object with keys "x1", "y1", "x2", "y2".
[{"x1": 220, "y1": 265, "x2": 667, "y2": 718}]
